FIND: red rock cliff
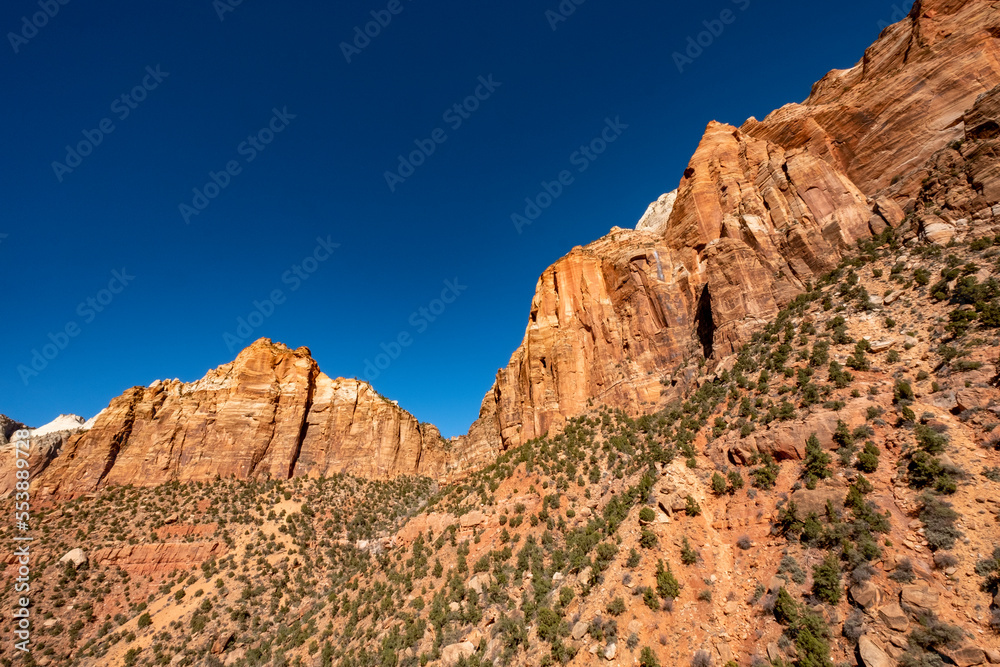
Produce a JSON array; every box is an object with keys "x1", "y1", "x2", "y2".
[{"x1": 19, "y1": 340, "x2": 459, "y2": 496}]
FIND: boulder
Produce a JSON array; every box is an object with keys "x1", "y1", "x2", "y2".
[
  {"x1": 869, "y1": 340, "x2": 896, "y2": 353},
  {"x1": 929, "y1": 391, "x2": 959, "y2": 412},
  {"x1": 940, "y1": 646, "x2": 988, "y2": 667},
  {"x1": 956, "y1": 389, "x2": 988, "y2": 412},
  {"x1": 984, "y1": 648, "x2": 1000, "y2": 664},
  {"x1": 877, "y1": 603, "x2": 910, "y2": 633},
  {"x1": 212, "y1": 631, "x2": 234, "y2": 655},
  {"x1": 467, "y1": 573, "x2": 492, "y2": 595},
  {"x1": 792, "y1": 480, "x2": 846, "y2": 518},
  {"x1": 442, "y1": 642, "x2": 476, "y2": 666},
  {"x1": 850, "y1": 581, "x2": 882, "y2": 610},
  {"x1": 603, "y1": 643, "x2": 617, "y2": 661},
  {"x1": 59, "y1": 548, "x2": 88, "y2": 570},
  {"x1": 901, "y1": 584, "x2": 939, "y2": 611},
  {"x1": 460, "y1": 511, "x2": 486, "y2": 529},
  {"x1": 571, "y1": 621, "x2": 588, "y2": 640},
  {"x1": 858, "y1": 636, "x2": 893, "y2": 667}
]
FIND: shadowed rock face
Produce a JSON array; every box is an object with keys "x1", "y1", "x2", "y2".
[{"x1": 16, "y1": 340, "x2": 460, "y2": 497}]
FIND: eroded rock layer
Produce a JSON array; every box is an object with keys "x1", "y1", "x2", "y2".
[
  {"x1": 19, "y1": 340, "x2": 459, "y2": 496},
  {"x1": 740, "y1": 0, "x2": 1000, "y2": 199}
]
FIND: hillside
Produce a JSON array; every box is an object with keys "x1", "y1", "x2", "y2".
[{"x1": 3, "y1": 2, "x2": 1000, "y2": 667}]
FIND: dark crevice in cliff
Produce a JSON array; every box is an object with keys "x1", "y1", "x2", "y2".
[
  {"x1": 95, "y1": 389, "x2": 142, "y2": 489},
  {"x1": 287, "y1": 368, "x2": 316, "y2": 479},
  {"x1": 695, "y1": 286, "x2": 716, "y2": 359}
]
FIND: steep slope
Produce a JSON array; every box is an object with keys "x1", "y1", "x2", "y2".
[
  {"x1": 5, "y1": 230, "x2": 999, "y2": 667},
  {"x1": 20, "y1": 339, "x2": 459, "y2": 497}
]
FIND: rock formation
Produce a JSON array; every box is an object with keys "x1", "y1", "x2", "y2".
[
  {"x1": 458, "y1": 0, "x2": 1000, "y2": 456},
  {"x1": 15, "y1": 340, "x2": 461, "y2": 497},
  {"x1": 5, "y1": 0, "x2": 1000, "y2": 490},
  {"x1": 741, "y1": 0, "x2": 1000, "y2": 199}
]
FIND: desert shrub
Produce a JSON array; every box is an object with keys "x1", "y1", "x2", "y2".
[
  {"x1": 639, "y1": 647, "x2": 660, "y2": 667},
  {"x1": 639, "y1": 507, "x2": 655, "y2": 523},
  {"x1": 684, "y1": 496, "x2": 701, "y2": 517},
  {"x1": 920, "y1": 494, "x2": 962, "y2": 551},
  {"x1": 915, "y1": 424, "x2": 948, "y2": 454},
  {"x1": 803, "y1": 433, "x2": 832, "y2": 488},
  {"x1": 536, "y1": 608, "x2": 564, "y2": 642},
  {"x1": 606, "y1": 597, "x2": 626, "y2": 617},
  {"x1": 779, "y1": 555, "x2": 807, "y2": 585},
  {"x1": 752, "y1": 454, "x2": 780, "y2": 490},
  {"x1": 846, "y1": 340, "x2": 870, "y2": 371},
  {"x1": 895, "y1": 379, "x2": 915, "y2": 403},
  {"x1": 812, "y1": 554, "x2": 842, "y2": 604},
  {"x1": 727, "y1": 470, "x2": 744, "y2": 492},
  {"x1": 975, "y1": 547, "x2": 1000, "y2": 597},
  {"x1": 932, "y1": 552, "x2": 958, "y2": 570},
  {"x1": 655, "y1": 560, "x2": 680, "y2": 600},
  {"x1": 711, "y1": 472, "x2": 727, "y2": 495},
  {"x1": 639, "y1": 529, "x2": 657, "y2": 549},
  {"x1": 908, "y1": 451, "x2": 960, "y2": 494},
  {"x1": 910, "y1": 615, "x2": 964, "y2": 652},
  {"x1": 643, "y1": 587, "x2": 659, "y2": 611},
  {"x1": 680, "y1": 538, "x2": 699, "y2": 565},
  {"x1": 890, "y1": 558, "x2": 916, "y2": 583},
  {"x1": 857, "y1": 441, "x2": 880, "y2": 473},
  {"x1": 691, "y1": 650, "x2": 712, "y2": 667},
  {"x1": 850, "y1": 562, "x2": 876, "y2": 586},
  {"x1": 843, "y1": 608, "x2": 865, "y2": 643},
  {"x1": 737, "y1": 535, "x2": 752, "y2": 551}
]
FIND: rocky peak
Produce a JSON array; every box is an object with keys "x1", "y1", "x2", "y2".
[{"x1": 13, "y1": 339, "x2": 458, "y2": 497}]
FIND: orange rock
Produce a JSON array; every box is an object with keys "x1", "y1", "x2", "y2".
[
  {"x1": 741, "y1": 0, "x2": 1000, "y2": 200},
  {"x1": 17, "y1": 340, "x2": 460, "y2": 496}
]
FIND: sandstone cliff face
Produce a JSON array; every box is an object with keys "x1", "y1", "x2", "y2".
[
  {"x1": 459, "y1": 0, "x2": 1000, "y2": 457},
  {"x1": 18, "y1": 340, "x2": 457, "y2": 497},
  {"x1": 741, "y1": 0, "x2": 1000, "y2": 199},
  {"x1": 463, "y1": 124, "x2": 897, "y2": 453},
  {"x1": 904, "y1": 84, "x2": 1000, "y2": 243}
]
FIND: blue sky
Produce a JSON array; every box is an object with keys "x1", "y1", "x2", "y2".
[{"x1": 1, "y1": 0, "x2": 912, "y2": 435}]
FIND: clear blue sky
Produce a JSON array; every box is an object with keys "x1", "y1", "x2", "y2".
[{"x1": 1, "y1": 0, "x2": 911, "y2": 434}]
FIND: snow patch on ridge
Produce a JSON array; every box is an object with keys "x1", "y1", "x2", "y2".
[
  {"x1": 636, "y1": 190, "x2": 677, "y2": 235},
  {"x1": 30, "y1": 414, "x2": 86, "y2": 437}
]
